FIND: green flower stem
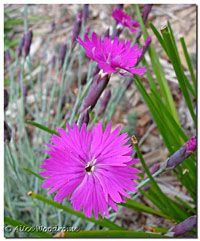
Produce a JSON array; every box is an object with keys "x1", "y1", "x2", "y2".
[{"x1": 27, "y1": 191, "x2": 125, "y2": 231}]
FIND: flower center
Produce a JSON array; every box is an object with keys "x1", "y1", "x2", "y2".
[{"x1": 85, "y1": 157, "x2": 96, "y2": 175}]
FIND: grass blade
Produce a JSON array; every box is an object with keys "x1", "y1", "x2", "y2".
[
  {"x1": 27, "y1": 120, "x2": 60, "y2": 136},
  {"x1": 63, "y1": 230, "x2": 167, "y2": 238}
]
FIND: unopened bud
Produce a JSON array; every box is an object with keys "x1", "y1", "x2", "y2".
[
  {"x1": 24, "y1": 30, "x2": 33, "y2": 57},
  {"x1": 58, "y1": 44, "x2": 67, "y2": 69},
  {"x1": 50, "y1": 21, "x2": 55, "y2": 33},
  {"x1": 23, "y1": 85, "x2": 29, "y2": 100},
  {"x1": 4, "y1": 121, "x2": 12, "y2": 144},
  {"x1": 136, "y1": 5, "x2": 153, "y2": 41},
  {"x1": 61, "y1": 94, "x2": 66, "y2": 110},
  {"x1": 85, "y1": 26, "x2": 90, "y2": 35},
  {"x1": 17, "y1": 35, "x2": 25, "y2": 57},
  {"x1": 80, "y1": 73, "x2": 110, "y2": 112},
  {"x1": 103, "y1": 28, "x2": 110, "y2": 40},
  {"x1": 72, "y1": 12, "x2": 82, "y2": 47},
  {"x1": 166, "y1": 136, "x2": 196, "y2": 169},
  {"x1": 98, "y1": 89, "x2": 111, "y2": 116},
  {"x1": 78, "y1": 109, "x2": 89, "y2": 129},
  {"x1": 149, "y1": 163, "x2": 160, "y2": 175},
  {"x1": 5, "y1": 49, "x2": 11, "y2": 65},
  {"x1": 51, "y1": 55, "x2": 56, "y2": 69},
  {"x1": 81, "y1": 72, "x2": 88, "y2": 85},
  {"x1": 167, "y1": 215, "x2": 196, "y2": 237},
  {"x1": 92, "y1": 64, "x2": 100, "y2": 77},
  {"x1": 4, "y1": 89, "x2": 9, "y2": 110},
  {"x1": 116, "y1": 4, "x2": 123, "y2": 10},
  {"x1": 136, "y1": 37, "x2": 152, "y2": 65},
  {"x1": 143, "y1": 185, "x2": 151, "y2": 191},
  {"x1": 83, "y1": 4, "x2": 89, "y2": 24},
  {"x1": 142, "y1": 4, "x2": 153, "y2": 24},
  {"x1": 111, "y1": 27, "x2": 122, "y2": 40},
  {"x1": 125, "y1": 76, "x2": 133, "y2": 90}
]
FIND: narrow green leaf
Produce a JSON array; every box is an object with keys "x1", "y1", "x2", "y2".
[
  {"x1": 149, "y1": 22, "x2": 167, "y2": 53},
  {"x1": 64, "y1": 230, "x2": 167, "y2": 238},
  {"x1": 4, "y1": 216, "x2": 53, "y2": 238},
  {"x1": 28, "y1": 192, "x2": 124, "y2": 230},
  {"x1": 27, "y1": 120, "x2": 60, "y2": 136},
  {"x1": 150, "y1": 89, "x2": 188, "y2": 143},
  {"x1": 174, "y1": 196, "x2": 196, "y2": 214},
  {"x1": 160, "y1": 25, "x2": 196, "y2": 127},
  {"x1": 134, "y1": 76, "x2": 176, "y2": 153},
  {"x1": 23, "y1": 168, "x2": 45, "y2": 180},
  {"x1": 134, "y1": 5, "x2": 180, "y2": 126},
  {"x1": 180, "y1": 37, "x2": 197, "y2": 93}
]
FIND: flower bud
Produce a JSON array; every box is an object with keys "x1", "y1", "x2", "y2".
[
  {"x1": 83, "y1": 4, "x2": 89, "y2": 24},
  {"x1": 85, "y1": 26, "x2": 90, "y2": 35},
  {"x1": 4, "y1": 89, "x2": 9, "y2": 110},
  {"x1": 103, "y1": 28, "x2": 110, "y2": 40},
  {"x1": 58, "y1": 44, "x2": 67, "y2": 69},
  {"x1": 98, "y1": 89, "x2": 111, "y2": 116},
  {"x1": 144, "y1": 162, "x2": 160, "y2": 179},
  {"x1": 81, "y1": 72, "x2": 88, "y2": 85},
  {"x1": 50, "y1": 21, "x2": 55, "y2": 33},
  {"x1": 5, "y1": 49, "x2": 11, "y2": 65},
  {"x1": 51, "y1": 55, "x2": 56, "y2": 69},
  {"x1": 23, "y1": 85, "x2": 29, "y2": 101},
  {"x1": 136, "y1": 36, "x2": 152, "y2": 65},
  {"x1": 80, "y1": 73, "x2": 110, "y2": 112},
  {"x1": 92, "y1": 64, "x2": 100, "y2": 77},
  {"x1": 143, "y1": 185, "x2": 151, "y2": 192},
  {"x1": 111, "y1": 27, "x2": 122, "y2": 40},
  {"x1": 61, "y1": 94, "x2": 66, "y2": 110},
  {"x1": 24, "y1": 29, "x2": 33, "y2": 57},
  {"x1": 116, "y1": 4, "x2": 123, "y2": 10},
  {"x1": 149, "y1": 163, "x2": 160, "y2": 175},
  {"x1": 166, "y1": 136, "x2": 196, "y2": 169},
  {"x1": 17, "y1": 35, "x2": 25, "y2": 57},
  {"x1": 78, "y1": 109, "x2": 89, "y2": 129},
  {"x1": 4, "y1": 121, "x2": 12, "y2": 144},
  {"x1": 167, "y1": 215, "x2": 196, "y2": 237},
  {"x1": 142, "y1": 4, "x2": 153, "y2": 24},
  {"x1": 125, "y1": 76, "x2": 133, "y2": 90},
  {"x1": 72, "y1": 12, "x2": 82, "y2": 48},
  {"x1": 136, "y1": 5, "x2": 153, "y2": 41}
]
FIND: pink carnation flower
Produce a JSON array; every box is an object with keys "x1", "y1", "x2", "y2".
[
  {"x1": 77, "y1": 32, "x2": 146, "y2": 76},
  {"x1": 39, "y1": 121, "x2": 141, "y2": 219},
  {"x1": 112, "y1": 9, "x2": 140, "y2": 33}
]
